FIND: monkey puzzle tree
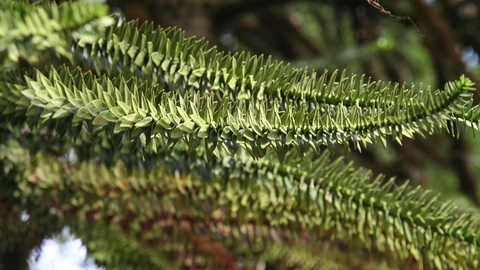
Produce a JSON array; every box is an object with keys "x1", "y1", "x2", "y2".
[{"x1": 1, "y1": 1, "x2": 480, "y2": 270}]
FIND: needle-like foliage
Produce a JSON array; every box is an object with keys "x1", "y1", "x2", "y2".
[
  {"x1": 0, "y1": 0, "x2": 113, "y2": 68},
  {"x1": 1, "y1": 1, "x2": 480, "y2": 269}
]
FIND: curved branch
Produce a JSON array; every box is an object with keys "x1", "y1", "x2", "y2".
[
  {"x1": 29, "y1": 148, "x2": 480, "y2": 269},
  {"x1": 0, "y1": 66, "x2": 477, "y2": 161}
]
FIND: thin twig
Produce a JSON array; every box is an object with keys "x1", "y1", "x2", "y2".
[{"x1": 367, "y1": 0, "x2": 424, "y2": 37}]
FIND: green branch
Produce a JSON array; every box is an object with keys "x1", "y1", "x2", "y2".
[
  {"x1": 2, "y1": 2, "x2": 480, "y2": 269},
  {"x1": 0, "y1": 0, "x2": 113, "y2": 68},
  {"x1": 0, "y1": 66, "x2": 477, "y2": 161},
  {"x1": 27, "y1": 148, "x2": 480, "y2": 269}
]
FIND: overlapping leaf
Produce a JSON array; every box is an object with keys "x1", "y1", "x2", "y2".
[
  {"x1": 27, "y1": 148, "x2": 480, "y2": 269},
  {"x1": 0, "y1": 0, "x2": 113, "y2": 68},
  {"x1": 2, "y1": 2, "x2": 480, "y2": 270},
  {"x1": 0, "y1": 66, "x2": 478, "y2": 162}
]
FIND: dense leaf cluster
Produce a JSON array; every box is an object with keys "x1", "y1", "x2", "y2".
[
  {"x1": 1, "y1": 1, "x2": 480, "y2": 269},
  {"x1": 0, "y1": 0, "x2": 113, "y2": 68}
]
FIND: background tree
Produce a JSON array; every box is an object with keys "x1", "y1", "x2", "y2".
[{"x1": 2, "y1": 0, "x2": 480, "y2": 270}]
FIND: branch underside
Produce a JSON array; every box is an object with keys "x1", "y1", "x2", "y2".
[{"x1": 23, "y1": 149, "x2": 479, "y2": 269}]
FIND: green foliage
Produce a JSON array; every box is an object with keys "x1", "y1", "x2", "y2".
[
  {"x1": 27, "y1": 148, "x2": 480, "y2": 269},
  {"x1": 1, "y1": 1, "x2": 480, "y2": 269},
  {"x1": 0, "y1": 0, "x2": 113, "y2": 68},
  {"x1": 289, "y1": 2, "x2": 436, "y2": 88}
]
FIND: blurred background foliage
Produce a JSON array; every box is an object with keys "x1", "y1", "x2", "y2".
[{"x1": 2, "y1": 0, "x2": 480, "y2": 269}]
